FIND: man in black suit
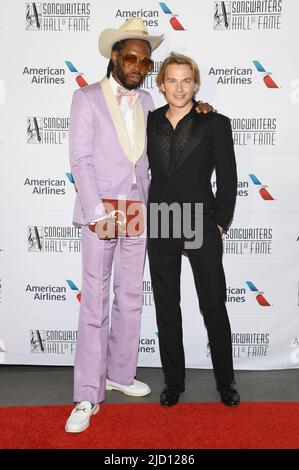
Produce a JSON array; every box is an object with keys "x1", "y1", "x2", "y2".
[{"x1": 147, "y1": 52, "x2": 240, "y2": 407}]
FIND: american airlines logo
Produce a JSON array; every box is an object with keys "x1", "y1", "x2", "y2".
[
  {"x1": 65, "y1": 61, "x2": 88, "y2": 88},
  {"x1": 252, "y1": 60, "x2": 279, "y2": 89},
  {"x1": 159, "y1": 2, "x2": 186, "y2": 30},
  {"x1": 246, "y1": 281, "x2": 271, "y2": 307},
  {"x1": 249, "y1": 174, "x2": 275, "y2": 200}
]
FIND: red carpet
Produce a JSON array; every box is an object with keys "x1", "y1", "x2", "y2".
[{"x1": 0, "y1": 402, "x2": 299, "y2": 449}]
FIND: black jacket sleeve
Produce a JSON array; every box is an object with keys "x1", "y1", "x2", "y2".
[{"x1": 212, "y1": 115, "x2": 238, "y2": 230}]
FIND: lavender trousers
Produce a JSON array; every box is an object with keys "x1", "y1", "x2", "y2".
[{"x1": 73, "y1": 187, "x2": 147, "y2": 404}]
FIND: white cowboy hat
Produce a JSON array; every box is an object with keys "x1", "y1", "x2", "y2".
[{"x1": 98, "y1": 18, "x2": 164, "y2": 58}]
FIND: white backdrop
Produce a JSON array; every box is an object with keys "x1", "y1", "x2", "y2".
[{"x1": 1, "y1": 0, "x2": 299, "y2": 370}]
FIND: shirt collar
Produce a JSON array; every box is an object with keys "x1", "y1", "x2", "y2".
[
  {"x1": 160, "y1": 100, "x2": 197, "y2": 125},
  {"x1": 109, "y1": 74, "x2": 122, "y2": 97}
]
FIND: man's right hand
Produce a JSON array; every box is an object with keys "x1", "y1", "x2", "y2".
[{"x1": 95, "y1": 218, "x2": 118, "y2": 240}]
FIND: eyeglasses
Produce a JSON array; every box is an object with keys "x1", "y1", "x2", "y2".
[{"x1": 118, "y1": 53, "x2": 154, "y2": 73}]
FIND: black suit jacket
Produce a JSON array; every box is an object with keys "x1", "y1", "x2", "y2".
[{"x1": 147, "y1": 106, "x2": 237, "y2": 232}]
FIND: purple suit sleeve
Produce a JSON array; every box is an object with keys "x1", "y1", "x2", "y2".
[{"x1": 69, "y1": 89, "x2": 106, "y2": 224}]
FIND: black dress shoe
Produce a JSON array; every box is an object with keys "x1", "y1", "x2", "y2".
[
  {"x1": 160, "y1": 385, "x2": 184, "y2": 407},
  {"x1": 217, "y1": 382, "x2": 240, "y2": 407}
]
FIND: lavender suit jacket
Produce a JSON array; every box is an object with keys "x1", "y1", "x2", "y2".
[{"x1": 69, "y1": 79, "x2": 155, "y2": 226}]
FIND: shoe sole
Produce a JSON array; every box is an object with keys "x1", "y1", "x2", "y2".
[
  {"x1": 105, "y1": 383, "x2": 151, "y2": 397},
  {"x1": 160, "y1": 401, "x2": 178, "y2": 407},
  {"x1": 221, "y1": 400, "x2": 241, "y2": 407},
  {"x1": 65, "y1": 404, "x2": 100, "y2": 433}
]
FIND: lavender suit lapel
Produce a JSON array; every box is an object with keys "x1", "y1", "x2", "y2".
[{"x1": 100, "y1": 77, "x2": 145, "y2": 164}]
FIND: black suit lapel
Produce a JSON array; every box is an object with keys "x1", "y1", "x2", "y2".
[{"x1": 170, "y1": 115, "x2": 209, "y2": 174}]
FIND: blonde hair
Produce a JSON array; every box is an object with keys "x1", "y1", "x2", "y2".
[{"x1": 156, "y1": 52, "x2": 200, "y2": 90}]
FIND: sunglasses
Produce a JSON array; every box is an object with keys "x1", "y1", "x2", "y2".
[{"x1": 118, "y1": 53, "x2": 154, "y2": 73}]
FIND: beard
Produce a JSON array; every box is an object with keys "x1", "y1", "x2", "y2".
[{"x1": 113, "y1": 62, "x2": 144, "y2": 90}]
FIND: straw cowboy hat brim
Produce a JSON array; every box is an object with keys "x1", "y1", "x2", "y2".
[{"x1": 99, "y1": 18, "x2": 164, "y2": 58}]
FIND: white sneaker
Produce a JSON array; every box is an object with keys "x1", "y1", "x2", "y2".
[
  {"x1": 105, "y1": 379, "x2": 151, "y2": 397},
  {"x1": 65, "y1": 401, "x2": 100, "y2": 433}
]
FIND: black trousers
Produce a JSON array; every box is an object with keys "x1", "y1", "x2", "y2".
[{"x1": 148, "y1": 225, "x2": 234, "y2": 389}]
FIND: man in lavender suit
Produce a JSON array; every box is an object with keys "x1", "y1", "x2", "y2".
[{"x1": 65, "y1": 18, "x2": 212, "y2": 433}]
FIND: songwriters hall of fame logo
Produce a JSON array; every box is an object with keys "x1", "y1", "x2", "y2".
[
  {"x1": 207, "y1": 332, "x2": 270, "y2": 359},
  {"x1": 27, "y1": 117, "x2": 69, "y2": 144},
  {"x1": 26, "y1": 3, "x2": 42, "y2": 30},
  {"x1": 27, "y1": 117, "x2": 43, "y2": 144},
  {"x1": 25, "y1": 2, "x2": 91, "y2": 31},
  {"x1": 27, "y1": 226, "x2": 81, "y2": 253},
  {"x1": 214, "y1": 0, "x2": 283, "y2": 31},
  {"x1": 231, "y1": 116, "x2": 278, "y2": 147},
  {"x1": 214, "y1": 1, "x2": 231, "y2": 29},
  {"x1": 142, "y1": 61, "x2": 163, "y2": 90},
  {"x1": 30, "y1": 329, "x2": 77, "y2": 354},
  {"x1": 28, "y1": 226, "x2": 44, "y2": 251},
  {"x1": 31, "y1": 329, "x2": 46, "y2": 352}
]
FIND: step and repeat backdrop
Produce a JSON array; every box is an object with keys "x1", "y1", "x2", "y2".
[{"x1": 1, "y1": 0, "x2": 299, "y2": 369}]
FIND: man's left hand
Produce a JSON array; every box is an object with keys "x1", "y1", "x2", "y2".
[{"x1": 195, "y1": 100, "x2": 216, "y2": 114}]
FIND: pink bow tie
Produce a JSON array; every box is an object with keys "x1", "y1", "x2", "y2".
[{"x1": 116, "y1": 86, "x2": 139, "y2": 109}]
